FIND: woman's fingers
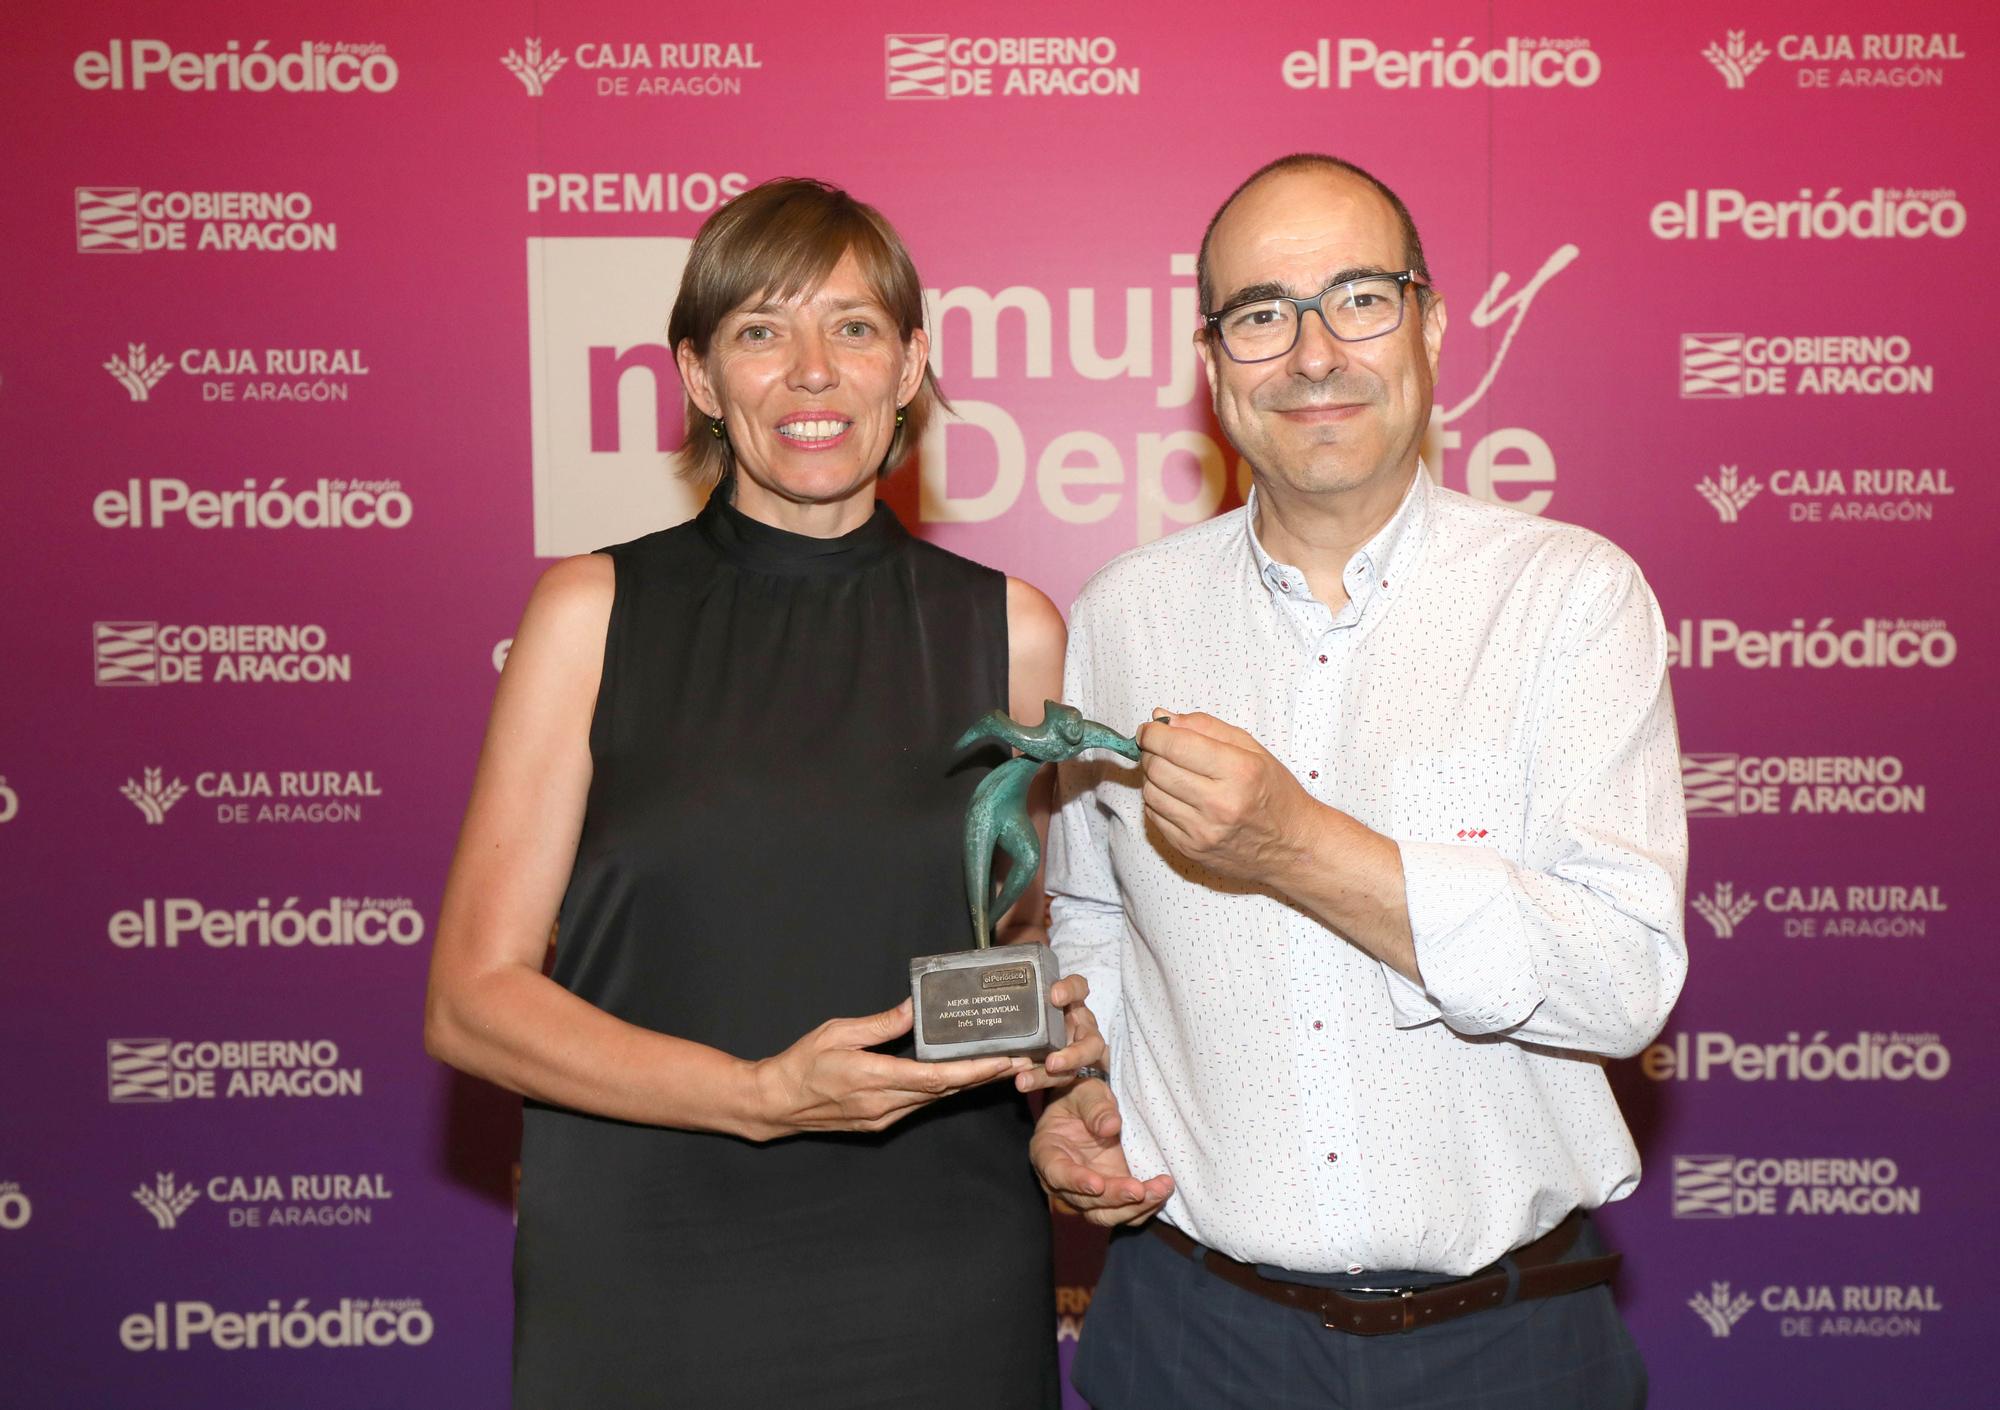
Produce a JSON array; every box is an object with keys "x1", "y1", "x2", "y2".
[{"x1": 824, "y1": 998, "x2": 915, "y2": 1048}]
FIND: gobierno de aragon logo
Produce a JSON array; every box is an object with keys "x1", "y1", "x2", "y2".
[
  {"x1": 1680, "y1": 332, "x2": 1935, "y2": 398},
  {"x1": 77, "y1": 187, "x2": 336, "y2": 253},
  {"x1": 93, "y1": 621, "x2": 351, "y2": 686},
  {"x1": 884, "y1": 35, "x2": 1139, "y2": 98},
  {"x1": 1680, "y1": 752, "x2": 1926, "y2": 818},
  {"x1": 107, "y1": 1037, "x2": 364, "y2": 1102}
]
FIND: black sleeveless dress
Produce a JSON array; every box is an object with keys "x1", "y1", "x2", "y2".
[{"x1": 512, "y1": 487, "x2": 1059, "y2": 1409}]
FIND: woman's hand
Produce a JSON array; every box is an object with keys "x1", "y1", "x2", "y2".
[
  {"x1": 749, "y1": 998, "x2": 1028, "y2": 1140},
  {"x1": 1016, "y1": 975, "x2": 1107, "y2": 1092}
]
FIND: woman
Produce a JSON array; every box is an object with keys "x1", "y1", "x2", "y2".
[{"x1": 425, "y1": 178, "x2": 1096, "y2": 1408}]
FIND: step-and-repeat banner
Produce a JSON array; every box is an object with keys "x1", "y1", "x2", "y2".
[{"x1": 3, "y1": 3, "x2": 1990, "y2": 1405}]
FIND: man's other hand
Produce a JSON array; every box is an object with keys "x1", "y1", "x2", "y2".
[{"x1": 1030, "y1": 1077, "x2": 1175, "y2": 1228}]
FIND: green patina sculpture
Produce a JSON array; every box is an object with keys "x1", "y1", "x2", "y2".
[{"x1": 956, "y1": 701, "x2": 1141, "y2": 949}]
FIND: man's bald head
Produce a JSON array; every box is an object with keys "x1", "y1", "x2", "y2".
[{"x1": 1197, "y1": 154, "x2": 1432, "y2": 315}]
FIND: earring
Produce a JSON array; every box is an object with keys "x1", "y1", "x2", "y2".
[
  {"x1": 709, "y1": 417, "x2": 725, "y2": 439},
  {"x1": 894, "y1": 406, "x2": 907, "y2": 427}
]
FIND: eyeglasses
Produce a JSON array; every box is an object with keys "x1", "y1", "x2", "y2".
[{"x1": 1204, "y1": 271, "x2": 1428, "y2": 364}]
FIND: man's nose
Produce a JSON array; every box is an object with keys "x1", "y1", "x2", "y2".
[{"x1": 1285, "y1": 306, "x2": 1350, "y2": 380}]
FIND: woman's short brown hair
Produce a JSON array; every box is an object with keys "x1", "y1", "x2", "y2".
[{"x1": 668, "y1": 178, "x2": 945, "y2": 491}]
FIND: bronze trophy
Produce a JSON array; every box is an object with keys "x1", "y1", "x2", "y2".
[{"x1": 910, "y1": 703, "x2": 1139, "y2": 1060}]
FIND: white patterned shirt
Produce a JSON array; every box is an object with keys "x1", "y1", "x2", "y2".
[{"x1": 1048, "y1": 469, "x2": 1687, "y2": 1275}]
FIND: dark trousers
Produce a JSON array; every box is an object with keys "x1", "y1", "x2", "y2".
[{"x1": 1073, "y1": 1218, "x2": 1647, "y2": 1410}]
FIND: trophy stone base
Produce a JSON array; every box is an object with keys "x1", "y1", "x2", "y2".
[{"x1": 909, "y1": 943, "x2": 1064, "y2": 1061}]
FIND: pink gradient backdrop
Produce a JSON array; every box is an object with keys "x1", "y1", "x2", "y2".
[{"x1": 2, "y1": 3, "x2": 1991, "y2": 1404}]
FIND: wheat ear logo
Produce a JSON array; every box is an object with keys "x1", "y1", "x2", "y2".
[
  {"x1": 105, "y1": 343, "x2": 171, "y2": 402},
  {"x1": 502, "y1": 38, "x2": 567, "y2": 96},
  {"x1": 121, "y1": 768, "x2": 187, "y2": 824},
  {"x1": 1690, "y1": 1281, "x2": 1755, "y2": 1336},
  {"x1": 1703, "y1": 32, "x2": 1769, "y2": 89},
  {"x1": 1693, "y1": 881, "x2": 1759, "y2": 938},
  {"x1": 133, "y1": 1172, "x2": 200, "y2": 1230},
  {"x1": 1697, "y1": 466, "x2": 1762, "y2": 522}
]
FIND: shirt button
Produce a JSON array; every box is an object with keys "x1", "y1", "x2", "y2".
[
  {"x1": 1317, "y1": 654, "x2": 1328, "y2": 664},
  {"x1": 1325, "y1": 1152, "x2": 1339, "y2": 1164},
  {"x1": 1308, "y1": 769, "x2": 1319, "y2": 779},
  {"x1": 1381, "y1": 580, "x2": 1389, "y2": 589},
  {"x1": 1347, "y1": 1264, "x2": 1365, "y2": 1275},
  {"x1": 1312, "y1": 1020, "x2": 1324, "y2": 1030}
]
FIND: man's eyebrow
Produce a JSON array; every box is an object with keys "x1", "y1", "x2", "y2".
[
  {"x1": 1214, "y1": 266, "x2": 1396, "y2": 310},
  {"x1": 1214, "y1": 280, "x2": 1290, "y2": 309}
]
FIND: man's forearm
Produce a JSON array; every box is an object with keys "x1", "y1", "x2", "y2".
[{"x1": 1268, "y1": 802, "x2": 1419, "y2": 982}]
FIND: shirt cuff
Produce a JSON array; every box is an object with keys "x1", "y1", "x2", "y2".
[
  {"x1": 1386, "y1": 841, "x2": 1544, "y2": 1035},
  {"x1": 1050, "y1": 931, "x2": 1124, "y2": 1050}
]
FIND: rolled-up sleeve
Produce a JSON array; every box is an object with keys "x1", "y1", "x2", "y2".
[{"x1": 1384, "y1": 544, "x2": 1688, "y2": 1058}]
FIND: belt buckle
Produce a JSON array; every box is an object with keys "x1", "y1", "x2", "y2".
[{"x1": 1322, "y1": 1284, "x2": 1421, "y2": 1333}]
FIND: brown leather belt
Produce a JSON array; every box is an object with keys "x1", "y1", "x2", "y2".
[{"x1": 1150, "y1": 1210, "x2": 1620, "y2": 1336}]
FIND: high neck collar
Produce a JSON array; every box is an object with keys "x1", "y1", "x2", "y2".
[{"x1": 696, "y1": 477, "x2": 906, "y2": 576}]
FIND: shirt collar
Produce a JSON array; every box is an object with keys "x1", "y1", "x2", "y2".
[{"x1": 1245, "y1": 467, "x2": 1431, "y2": 615}]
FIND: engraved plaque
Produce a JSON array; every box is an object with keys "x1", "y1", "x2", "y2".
[
  {"x1": 920, "y1": 964, "x2": 1037, "y2": 1045},
  {"x1": 909, "y1": 943, "x2": 1063, "y2": 1061}
]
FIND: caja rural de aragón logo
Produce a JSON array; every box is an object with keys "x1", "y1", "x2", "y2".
[
  {"x1": 133, "y1": 1170, "x2": 394, "y2": 1232},
  {"x1": 121, "y1": 765, "x2": 382, "y2": 826},
  {"x1": 1689, "y1": 1279, "x2": 1940, "y2": 1340},
  {"x1": 501, "y1": 36, "x2": 761, "y2": 98},
  {"x1": 105, "y1": 341, "x2": 371, "y2": 405},
  {"x1": 1700, "y1": 29, "x2": 1964, "y2": 90},
  {"x1": 1695, "y1": 465, "x2": 1954, "y2": 526},
  {"x1": 1690, "y1": 879, "x2": 1943, "y2": 940}
]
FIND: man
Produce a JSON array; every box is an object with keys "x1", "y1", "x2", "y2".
[{"x1": 1032, "y1": 154, "x2": 1686, "y2": 1408}]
